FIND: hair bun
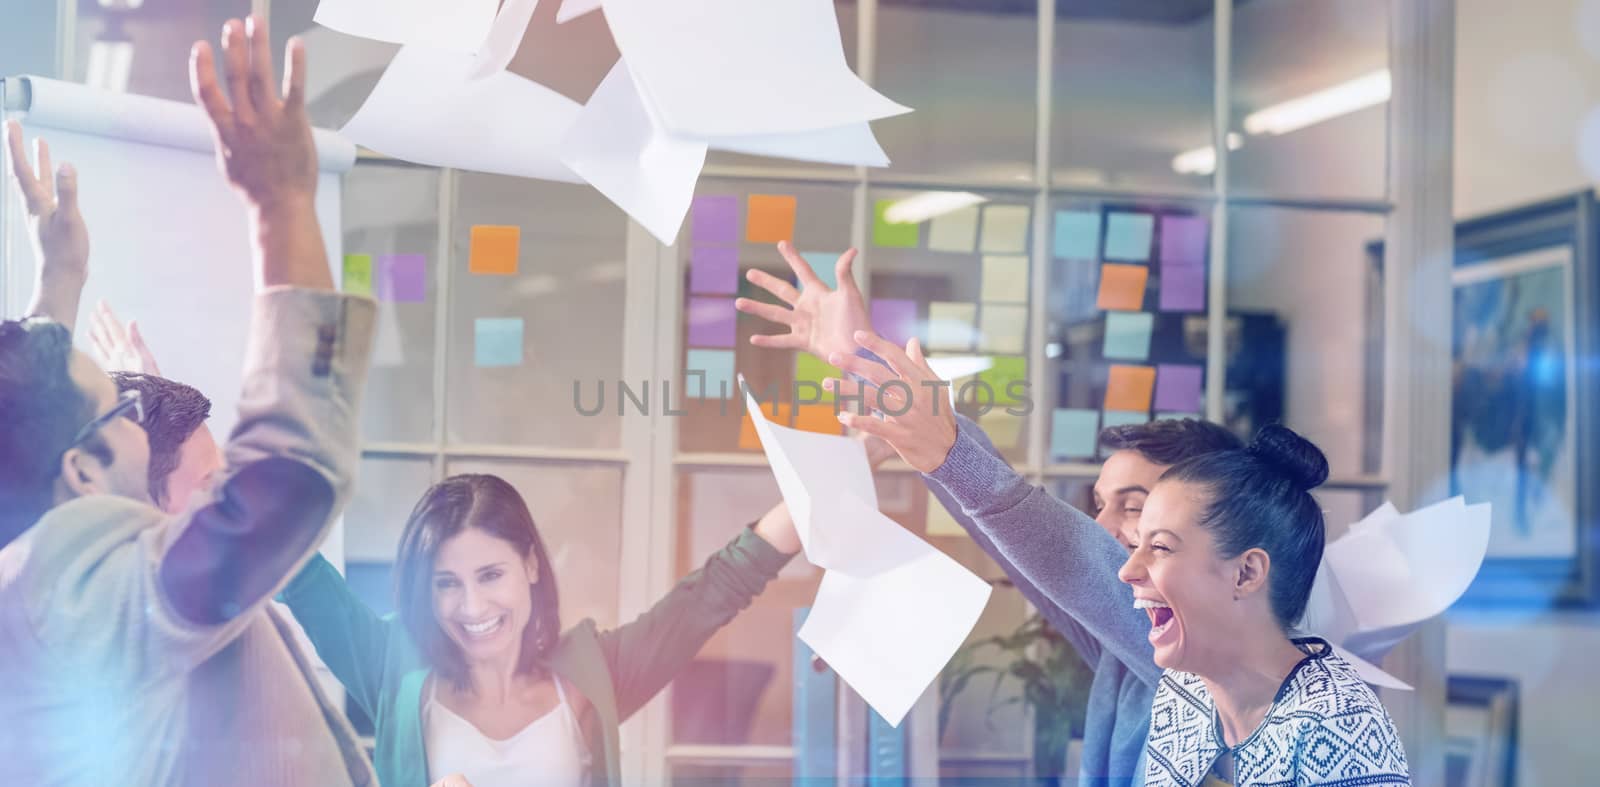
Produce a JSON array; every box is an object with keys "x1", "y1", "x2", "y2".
[{"x1": 1247, "y1": 423, "x2": 1329, "y2": 491}]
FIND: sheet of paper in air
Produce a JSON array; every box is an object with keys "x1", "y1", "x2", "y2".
[
  {"x1": 557, "y1": 62, "x2": 708, "y2": 244},
  {"x1": 469, "y1": 0, "x2": 541, "y2": 79},
  {"x1": 707, "y1": 121, "x2": 891, "y2": 167},
  {"x1": 557, "y1": 0, "x2": 604, "y2": 23},
  {"x1": 605, "y1": 0, "x2": 911, "y2": 138},
  {"x1": 344, "y1": 45, "x2": 583, "y2": 183},
  {"x1": 743, "y1": 383, "x2": 991, "y2": 726},
  {"x1": 314, "y1": 0, "x2": 499, "y2": 53},
  {"x1": 927, "y1": 355, "x2": 994, "y2": 410}
]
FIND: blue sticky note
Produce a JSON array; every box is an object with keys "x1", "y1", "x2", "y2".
[
  {"x1": 1103, "y1": 409, "x2": 1150, "y2": 428},
  {"x1": 1102, "y1": 311, "x2": 1154, "y2": 361},
  {"x1": 474, "y1": 318, "x2": 524, "y2": 368},
  {"x1": 1053, "y1": 210, "x2": 1101, "y2": 260},
  {"x1": 1050, "y1": 408, "x2": 1099, "y2": 460},
  {"x1": 1105, "y1": 212, "x2": 1155, "y2": 262},
  {"x1": 800, "y1": 252, "x2": 840, "y2": 289},
  {"x1": 686, "y1": 349, "x2": 736, "y2": 399}
]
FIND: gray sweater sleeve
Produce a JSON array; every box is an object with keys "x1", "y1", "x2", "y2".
[{"x1": 924, "y1": 415, "x2": 1162, "y2": 687}]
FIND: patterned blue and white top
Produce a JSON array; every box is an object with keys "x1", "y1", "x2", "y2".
[{"x1": 1143, "y1": 637, "x2": 1410, "y2": 786}]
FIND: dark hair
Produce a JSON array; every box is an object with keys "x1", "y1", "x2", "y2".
[
  {"x1": 393, "y1": 474, "x2": 561, "y2": 689},
  {"x1": 111, "y1": 373, "x2": 211, "y2": 508},
  {"x1": 1100, "y1": 417, "x2": 1244, "y2": 466},
  {"x1": 0, "y1": 318, "x2": 107, "y2": 546},
  {"x1": 1160, "y1": 423, "x2": 1330, "y2": 629}
]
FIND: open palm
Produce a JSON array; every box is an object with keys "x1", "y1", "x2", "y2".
[{"x1": 735, "y1": 241, "x2": 871, "y2": 363}]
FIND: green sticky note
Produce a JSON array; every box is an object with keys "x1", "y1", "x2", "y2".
[
  {"x1": 343, "y1": 254, "x2": 373, "y2": 297},
  {"x1": 1050, "y1": 408, "x2": 1099, "y2": 460},
  {"x1": 796, "y1": 353, "x2": 842, "y2": 402},
  {"x1": 1102, "y1": 311, "x2": 1154, "y2": 361},
  {"x1": 976, "y1": 355, "x2": 1028, "y2": 407},
  {"x1": 874, "y1": 199, "x2": 920, "y2": 248}
]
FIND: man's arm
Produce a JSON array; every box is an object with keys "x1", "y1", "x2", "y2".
[{"x1": 6, "y1": 121, "x2": 89, "y2": 330}]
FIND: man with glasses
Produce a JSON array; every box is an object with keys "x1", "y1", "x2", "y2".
[{"x1": 0, "y1": 17, "x2": 377, "y2": 787}]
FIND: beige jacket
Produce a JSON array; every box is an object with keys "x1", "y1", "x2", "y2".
[{"x1": 0, "y1": 289, "x2": 377, "y2": 787}]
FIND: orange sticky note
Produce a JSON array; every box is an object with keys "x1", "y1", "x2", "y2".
[
  {"x1": 795, "y1": 403, "x2": 843, "y2": 436},
  {"x1": 470, "y1": 225, "x2": 521, "y2": 275},
  {"x1": 739, "y1": 403, "x2": 796, "y2": 450},
  {"x1": 1096, "y1": 263, "x2": 1148, "y2": 311},
  {"x1": 1105, "y1": 365, "x2": 1157, "y2": 412},
  {"x1": 746, "y1": 194, "x2": 797, "y2": 243}
]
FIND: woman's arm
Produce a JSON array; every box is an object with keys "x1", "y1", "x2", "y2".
[
  {"x1": 599, "y1": 504, "x2": 797, "y2": 721},
  {"x1": 278, "y1": 553, "x2": 397, "y2": 720}
]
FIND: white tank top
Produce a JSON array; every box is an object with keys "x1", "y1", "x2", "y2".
[{"x1": 424, "y1": 675, "x2": 591, "y2": 787}]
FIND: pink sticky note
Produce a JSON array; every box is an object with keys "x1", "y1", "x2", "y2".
[
  {"x1": 692, "y1": 195, "x2": 739, "y2": 244},
  {"x1": 687, "y1": 296, "x2": 737, "y2": 348},
  {"x1": 1159, "y1": 263, "x2": 1205, "y2": 312},
  {"x1": 871, "y1": 298, "x2": 918, "y2": 348},
  {"x1": 1154, "y1": 364, "x2": 1204, "y2": 413},
  {"x1": 1160, "y1": 215, "x2": 1209, "y2": 266},
  {"x1": 376, "y1": 254, "x2": 427, "y2": 303},
  {"x1": 690, "y1": 246, "x2": 739, "y2": 294}
]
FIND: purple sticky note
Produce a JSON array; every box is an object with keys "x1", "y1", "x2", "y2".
[
  {"x1": 692, "y1": 195, "x2": 739, "y2": 244},
  {"x1": 375, "y1": 254, "x2": 427, "y2": 303},
  {"x1": 687, "y1": 296, "x2": 737, "y2": 348},
  {"x1": 1159, "y1": 263, "x2": 1205, "y2": 312},
  {"x1": 1154, "y1": 364, "x2": 1204, "y2": 413},
  {"x1": 1160, "y1": 216, "x2": 1209, "y2": 266},
  {"x1": 871, "y1": 298, "x2": 918, "y2": 347},
  {"x1": 690, "y1": 246, "x2": 739, "y2": 294}
]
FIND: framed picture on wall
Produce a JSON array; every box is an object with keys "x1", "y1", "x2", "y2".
[{"x1": 1452, "y1": 192, "x2": 1599, "y2": 608}]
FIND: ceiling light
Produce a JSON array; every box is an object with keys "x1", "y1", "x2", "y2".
[
  {"x1": 1243, "y1": 70, "x2": 1392, "y2": 136},
  {"x1": 883, "y1": 191, "x2": 988, "y2": 225}
]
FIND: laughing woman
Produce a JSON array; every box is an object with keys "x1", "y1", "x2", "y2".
[
  {"x1": 1120, "y1": 425, "x2": 1410, "y2": 786},
  {"x1": 280, "y1": 474, "x2": 799, "y2": 787}
]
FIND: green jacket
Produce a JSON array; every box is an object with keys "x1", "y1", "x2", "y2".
[{"x1": 280, "y1": 527, "x2": 790, "y2": 787}]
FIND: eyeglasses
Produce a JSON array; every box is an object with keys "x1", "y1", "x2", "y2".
[{"x1": 68, "y1": 388, "x2": 144, "y2": 449}]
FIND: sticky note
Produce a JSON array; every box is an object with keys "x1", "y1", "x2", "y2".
[
  {"x1": 739, "y1": 402, "x2": 795, "y2": 449},
  {"x1": 692, "y1": 194, "x2": 739, "y2": 243},
  {"x1": 1160, "y1": 263, "x2": 1205, "y2": 312},
  {"x1": 1160, "y1": 215, "x2": 1209, "y2": 266},
  {"x1": 979, "y1": 409, "x2": 1025, "y2": 450},
  {"x1": 927, "y1": 302, "x2": 978, "y2": 351},
  {"x1": 376, "y1": 254, "x2": 427, "y2": 302},
  {"x1": 1053, "y1": 210, "x2": 1101, "y2": 260},
  {"x1": 874, "y1": 199, "x2": 920, "y2": 248},
  {"x1": 686, "y1": 296, "x2": 737, "y2": 348},
  {"x1": 976, "y1": 356, "x2": 1027, "y2": 406},
  {"x1": 1102, "y1": 311, "x2": 1154, "y2": 361},
  {"x1": 795, "y1": 403, "x2": 843, "y2": 436},
  {"x1": 474, "y1": 317, "x2": 523, "y2": 367},
  {"x1": 690, "y1": 245, "x2": 739, "y2": 294},
  {"x1": 469, "y1": 225, "x2": 520, "y2": 275},
  {"x1": 342, "y1": 254, "x2": 373, "y2": 297},
  {"x1": 746, "y1": 194, "x2": 797, "y2": 243},
  {"x1": 1154, "y1": 364, "x2": 1204, "y2": 413},
  {"x1": 926, "y1": 491, "x2": 966, "y2": 537},
  {"x1": 1104, "y1": 212, "x2": 1154, "y2": 262},
  {"x1": 686, "y1": 348, "x2": 736, "y2": 399},
  {"x1": 1105, "y1": 364, "x2": 1156, "y2": 412},
  {"x1": 872, "y1": 298, "x2": 919, "y2": 348},
  {"x1": 928, "y1": 205, "x2": 979, "y2": 252},
  {"x1": 980, "y1": 204, "x2": 1030, "y2": 254},
  {"x1": 1103, "y1": 409, "x2": 1150, "y2": 428},
  {"x1": 980, "y1": 255, "x2": 1029, "y2": 303},
  {"x1": 796, "y1": 353, "x2": 842, "y2": 402},
  {"x1": 979, "y1": 304, "x2": 1027, "y2": 354},
  {"x1": 1096, "y1": 264, "x2": 1149, "y2": 311},
  {"x1": 1050, "y1": 408, "x2": 1099, "y2": 460},
  {"x1": 800, "y1": 252, "x2": 840, "y2": 289}
]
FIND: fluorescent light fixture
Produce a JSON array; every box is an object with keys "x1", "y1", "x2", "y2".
[
  {"x1": 884, "y1": 191, "x2": 988, "y2": 225},
  {"x1": 1171, "y1": 133, "x2": 1243, "y2": 176},
  {"x1": 86, "y1": 39, "x2": 135, "y2": 93},
  {"x1": 1243, "y1": 70, "x2": 1391, "y2": 136}
]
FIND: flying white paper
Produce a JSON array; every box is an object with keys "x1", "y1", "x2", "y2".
[
  {"x1": 557, "y1": 0, "x2": 604, "y2": 23},
  {"x1": 343, "y1": 46, "x2": 583, "y2": 183},
  {"x1": 468, "y1": 0, "x2": 541, "y2": 79},
  {"x1": 604, "y1": 0, "x2": 911, "y2": 137},
  {"x1": 558, "y1": 63, "x2": 708, "y2": 245},
  {"x1": 743, "y1": 382, "x2": 991, "y2": 725},
  {"x1": 708, "y1": 122, "x2": 890, "y2": 168},
  {"x1": 314, "y1": 0, "x2": 499, "y2": 53}
]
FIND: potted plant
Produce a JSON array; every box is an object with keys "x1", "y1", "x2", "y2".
[{"x1": 938, "y1": 612, "x2": 1093, "y2": 785}]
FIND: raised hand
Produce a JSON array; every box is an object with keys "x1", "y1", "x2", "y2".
[
  {"x1": 826, "y1": 331, "x2": 960, "y2": 474},
  {"x1": 429, "y1": 775, "x2": 474, "y2": 787},
  {"x1": 88, "y1": 301, "x2": 162, "y2": 376},
  {"x1": 7, "y1": 120, "x2": 89, "y2": 328},
  {"x1": 735, "y1": 241, "x2": 871, "y2": 363}
]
